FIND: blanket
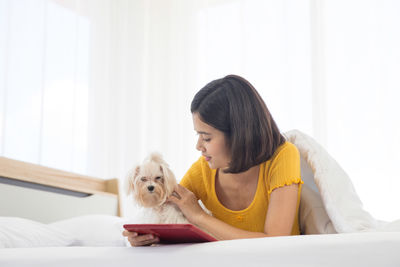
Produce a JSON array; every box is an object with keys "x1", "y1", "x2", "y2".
[{"x1": 285, "y1": 129, "x2": 399, "y2": 233}]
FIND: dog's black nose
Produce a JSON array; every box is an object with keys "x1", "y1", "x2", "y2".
[{"x1": 147, "y1": 185, "x2": 155, "y2": 192}]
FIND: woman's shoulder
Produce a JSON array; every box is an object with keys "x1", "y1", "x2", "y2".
[
  {"x1": 269, "y1": 141, "x2": 300, "y2": 162},
  {"x1": 264, "y1": 141, "x2": 303, "y2": 194},
  {"x1": 181, "y1": 156, "x2": 213, "y2": 196},
  {"x1": 277, "y1": 140, "x2": 298, "y2": 152},
  {"x1": 186, "y1": 156, "x2": 212, "y2": 176}
]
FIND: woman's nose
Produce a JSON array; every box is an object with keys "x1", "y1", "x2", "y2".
[{"x1": 196, "y1": 137, "x2": 204, "y2": 152}]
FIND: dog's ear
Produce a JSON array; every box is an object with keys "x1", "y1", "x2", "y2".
[
  {"x1": 160, "y1": 164, "x2": 177, "y2": 196},
  {"x1": 125, "y1": 165, "x2": 140, "y2": 195}
]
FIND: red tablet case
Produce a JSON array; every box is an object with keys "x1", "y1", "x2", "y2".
[{"x1": 123, "y1": 224, "x2": 217, "y2": 244}]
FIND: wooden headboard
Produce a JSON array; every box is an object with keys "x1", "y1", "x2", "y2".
[{"x1": 0, "y1": 156, "x2": 122, "y2": 223}]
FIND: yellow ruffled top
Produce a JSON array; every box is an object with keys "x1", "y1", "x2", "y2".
[{"x1": 180, "y1": 141, "x2": 303, "y2": 235}]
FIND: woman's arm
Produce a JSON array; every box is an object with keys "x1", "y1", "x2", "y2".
[
  {"x1": 263, "y1": 183, "x2": 299, "y2": 236},
  {"x1": 168, "y1": 183, "x2": 299, "y2": 240}
]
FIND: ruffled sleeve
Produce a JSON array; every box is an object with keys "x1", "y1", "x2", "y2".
[{"x1": 267, "y1": 142, "x2": 303, "y2": 195}]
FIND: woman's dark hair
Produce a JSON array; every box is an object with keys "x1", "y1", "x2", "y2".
[{"x1": 191, "y1": 74, "x2": 286, "y2": 173}]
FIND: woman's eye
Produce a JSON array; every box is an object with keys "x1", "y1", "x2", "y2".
[{"x1": 203, "y1": 138, "x2": 211, "y2": 142}]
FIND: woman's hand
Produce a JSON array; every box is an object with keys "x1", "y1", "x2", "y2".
[
  {"x1": 122, "y1": 230, "x2": 159, "y2": 247},
  {"x1": 167, "y1": 185, "x2": 207, "y2": 224}
]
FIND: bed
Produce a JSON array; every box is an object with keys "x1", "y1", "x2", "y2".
[
  {"x1": 0, "y1": 156, "x2": 121, "y2": 223},
  {"x1": 1, "y1": 130, "x2": 400, "y2": 267}
]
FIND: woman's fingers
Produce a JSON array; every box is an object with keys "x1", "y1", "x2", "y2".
[
  {"x1": 175, "y1": 184, "x2": 188, "y2": 195},
  {"x1": 168, "y1": 185, "x2": 190, "y2": 202},
  {"x1": 171, "y1": 191, "x2": 181, "y2": 200},
  {"x1": 122, "y1": 230, "x2": 137, "y2": 237},
  {"x1": 124, "y1": 231, "x2": 160, "y2": 247},
  {"x1": 130, "y1": 234, "x2": 159, "y2": 246},
  {"x1": 167, "y1": 185, "x2": 185, "y2": 203},
  {"x1": 133, "y1": 235, "x2": 160, "y2": 246}
]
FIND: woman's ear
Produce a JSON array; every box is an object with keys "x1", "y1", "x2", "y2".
[{"x1": 125, "y1": 165, "x2": 140, "y2": 195}]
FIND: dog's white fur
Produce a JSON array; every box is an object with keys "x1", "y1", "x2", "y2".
[{"x1": 125, "y1": 152, "x2": 189, "y2": 224}]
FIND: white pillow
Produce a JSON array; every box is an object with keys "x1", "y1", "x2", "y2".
[
  {"x1": 286, "y1": 129, "x2": 378, "y2": 233},
  {"x1": 0, "y1": 217, "x2": 76, "y2": 248},
  {"x1": 50, "y1": 215, "x2": 127, "y2": 246}
]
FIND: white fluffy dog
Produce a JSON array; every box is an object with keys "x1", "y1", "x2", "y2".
[{"x1": 125, "y1": 152, "x2": 189, "y2": 224}]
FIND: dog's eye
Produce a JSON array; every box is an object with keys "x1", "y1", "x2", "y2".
[
  {"x1": 155, "y1": 176, "x2": 162, "y2": 180},
  {"x1": 140, "y1": 177, "x2": 147, "y2": 182}
]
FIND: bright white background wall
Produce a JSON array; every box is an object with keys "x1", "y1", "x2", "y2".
[{"x1": 0, "y1": 0, "x2": 399, "y2": 221}]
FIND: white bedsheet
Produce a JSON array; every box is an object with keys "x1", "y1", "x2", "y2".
[{"x1": 1, "y1": 232, "x2": 399, "y2": 267}]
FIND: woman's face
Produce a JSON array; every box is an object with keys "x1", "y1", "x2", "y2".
[{"x1": 192, "y1": 112, "x2": 231, "y2": 169}]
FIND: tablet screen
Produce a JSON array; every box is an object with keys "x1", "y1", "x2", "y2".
[{"x1": 123, "y1": 224, "x2": 217, "y2": 244}]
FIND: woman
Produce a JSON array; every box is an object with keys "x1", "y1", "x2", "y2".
[{"x1": 124, "y1": 75, "x2": 303, "y2": 246}]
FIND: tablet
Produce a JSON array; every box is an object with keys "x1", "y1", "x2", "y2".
[{"x1": 123, "y1": 224, "x2": 217, "y2": 244}]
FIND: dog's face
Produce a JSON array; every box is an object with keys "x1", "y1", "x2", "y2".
[{"x1": 125, "y1": 154, "x2": 177, "y2": 208}]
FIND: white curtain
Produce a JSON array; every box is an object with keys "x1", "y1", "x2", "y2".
[
  {"x1": 318, "y1": 0, "x2": 400, "y2": 222},
  {"x1": 1, "y1": 0, "x2": 399, "y2": 221}
]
